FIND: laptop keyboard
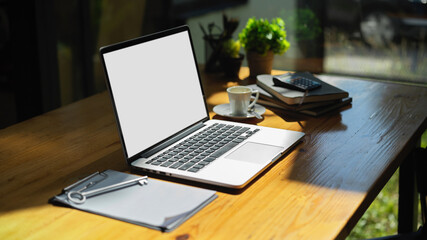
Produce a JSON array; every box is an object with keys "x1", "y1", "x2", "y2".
[{"x1": 145, "y1": 123, "x2": 259, "y2": 173}]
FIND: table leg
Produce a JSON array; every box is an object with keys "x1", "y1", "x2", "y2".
[{"x1": 398, "y1": 150, "x2": 419, "y2": 233}]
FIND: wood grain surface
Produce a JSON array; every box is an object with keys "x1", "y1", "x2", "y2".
[{"x1": 1, "y1": 67, "x2": 426, "y2": 240}]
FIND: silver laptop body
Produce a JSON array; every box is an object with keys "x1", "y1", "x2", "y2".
[{"x1": 100, "y1": 26, "x2": 304, "y2": 189}]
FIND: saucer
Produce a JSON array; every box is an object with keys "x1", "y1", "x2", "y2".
[{"x1": 213, "y1": 104, "x2": 266, "y2": 119}]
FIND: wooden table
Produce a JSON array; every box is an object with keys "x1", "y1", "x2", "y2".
[{"x1": 1, "y1": 67, "x2": 426, "y2": 239}]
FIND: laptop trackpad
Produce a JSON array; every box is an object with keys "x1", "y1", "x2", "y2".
[{"x1": 225, "y1": 142, "x2": 283, "y2": 164}]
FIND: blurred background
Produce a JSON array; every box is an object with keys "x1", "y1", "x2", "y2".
[
  {"x1": 1, "y1": 0, "x2": 426, "y2": 128},
  {"x1": 0, "y1": 1, "x2": 426, "y2": 237}
]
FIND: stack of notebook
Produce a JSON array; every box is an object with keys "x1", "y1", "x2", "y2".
[{"x1": 250, "y1": 72, "x2": 352, "y2": 117}]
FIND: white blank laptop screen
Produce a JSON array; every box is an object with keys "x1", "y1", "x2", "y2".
[{"x1": 103, "y1": 31, "x2": 207, "y2": 157}]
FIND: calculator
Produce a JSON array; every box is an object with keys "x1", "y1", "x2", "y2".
[{"x1": 273, "y1": 74, "x2": 321, "y2": 92}]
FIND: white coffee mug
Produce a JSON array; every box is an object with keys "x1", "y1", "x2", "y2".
[{"x1": 227, "y1": 86, "x2": 259, "y2": 116}]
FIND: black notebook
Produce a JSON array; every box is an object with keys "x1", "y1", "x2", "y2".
[
  {"x1": 257, "y1": 72, "x2": 349, "y2": 105},
  {"x1": 247, "y1": 84, "x2": 346, "y2": 111}
]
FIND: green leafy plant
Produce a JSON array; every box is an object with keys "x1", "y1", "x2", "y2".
[
  {"x1": 221, "y1": 39, "x2": 241, "y2": 58},
  {"x1": 239, "y1": 17, "x2": 290, "y2": 55},
  {"x1": 200, "y1": 14, "x2": 241, "y2": 71},
  {"x1": 285, "y1": 8, "x2": 322, "y2": 42}
]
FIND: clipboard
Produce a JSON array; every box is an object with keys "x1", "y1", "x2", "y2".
[{"x1": 50, "y1": 170, "x2": 217, "y2": 232}]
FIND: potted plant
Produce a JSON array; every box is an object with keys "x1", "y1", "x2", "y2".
[
  {"x1": 200, "y1": 14, "x2": 240, "y2": 73},
  {"x1": 239, "y1": 17, "x2": 290, "y2": 77},
  {"x1": 285, "y1": 8, "x2": 322, "y2": 57},
  {"x1": 220, "y1": 38, "x2": 244, "y2": 77}
]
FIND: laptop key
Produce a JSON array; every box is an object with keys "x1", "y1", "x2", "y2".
[
  {"x1": 204, "y1": 144, "x2": 214, "y2": 148},
  {"x1": 145, "y1": 159, "x2": 154, "y2": 164},
  {"x1": 198, "y1": 161, "x2": 210, "y2": 166},
  {"x1": 211, "y1": 141, "x2": 239, "y2": 158},
  {"x1": 193, "y1": 164, "x2": 205, "y2": 169},
  {"x1": 204, "y1": 157, "x2": 216, "y2": 162},
  {"x1": 188, "y1": 167, "x2": 200, "y2": 173},
  {"x1": 151, "y1": 161, "x2": 162, "y2": 166},
  {"x1": 170, "y1": 162, "x2": 183, "y2": 169},
  {"x1": 161, "y1": 161, "x2": 174, "y2": 167},
  {"x1": 237, "y1": 127, "x2": 250, "y2": 134},
  {"x1": 179, "y1": 162, "x2": 195, "y2": 170}
]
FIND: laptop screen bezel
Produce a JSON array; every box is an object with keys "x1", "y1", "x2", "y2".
[{"x1": 99, "y1": 25, "x2": 210, "y2": 164}]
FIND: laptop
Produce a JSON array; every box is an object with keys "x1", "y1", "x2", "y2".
[{"x1": 99, "y1": 25, "x2": 304, "y2": 189}]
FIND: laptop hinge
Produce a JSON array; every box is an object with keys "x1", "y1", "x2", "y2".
[{"x1": 138, "y1": 122, "x2": 206, "y2": 159}]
